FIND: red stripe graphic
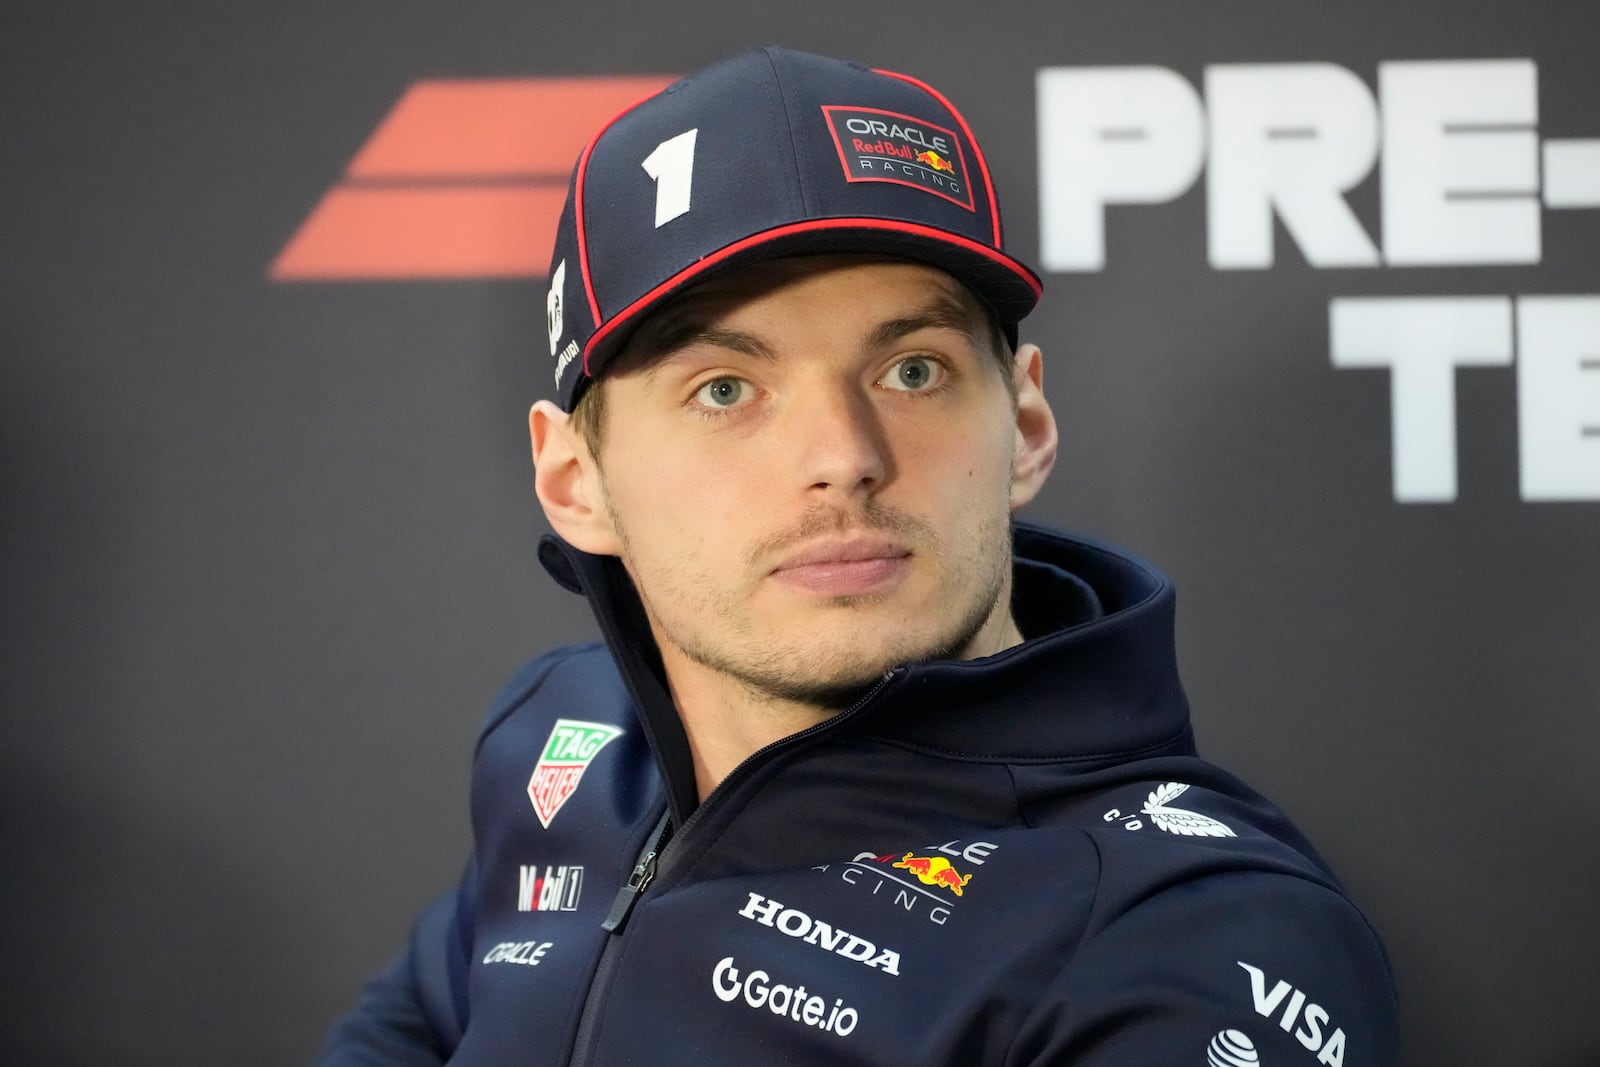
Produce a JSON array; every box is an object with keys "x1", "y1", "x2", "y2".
[{"x1": 271, "y1": 76, "x2": 674, "y2": 280}]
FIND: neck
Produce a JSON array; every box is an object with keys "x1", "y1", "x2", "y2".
[{"x1": 652, "y1": 605, "x2": 1025, "y2": 802}]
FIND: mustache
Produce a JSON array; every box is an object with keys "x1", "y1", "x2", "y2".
[{"x1": 745, "y1": 500, "x2": 936, "y2": 567}]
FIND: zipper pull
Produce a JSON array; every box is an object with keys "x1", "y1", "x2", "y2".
[
  {"x1": 601, "y1": 849, "x2": 657, "y2": 933},
  {"x1": 601, "y1": 809, "x2": 671, "y2": 934}
]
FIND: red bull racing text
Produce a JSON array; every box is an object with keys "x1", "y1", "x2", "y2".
[{"x1": 821, "y1": 105, "x2": 975, "y2": 210}]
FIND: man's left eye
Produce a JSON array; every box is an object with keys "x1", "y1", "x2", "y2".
[{"x1": 879, "y1": 356, "x2": 945, "y2": 392}]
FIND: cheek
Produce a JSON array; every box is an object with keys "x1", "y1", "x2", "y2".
[
  {"x1": 915, "y1": 425, "x2": 1013, "y2": 492},
  {"x1": 607, "y1": 448, "x2": 767, "y2": 548}
]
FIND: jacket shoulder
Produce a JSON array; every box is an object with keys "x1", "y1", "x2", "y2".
[
  {"x1": 474, "y1": 642, "x2": 626, "y2": 746},
  {"x1": 1012, "y1": 775, "x2": 1397, "y2": 1066}
]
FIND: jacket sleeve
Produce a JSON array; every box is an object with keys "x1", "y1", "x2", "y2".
[
  {"x1": 311, "y1": 867, "x2": 474, "y2": 1066},
  {"x1": 1014, "y1": 864, "x2": 1400, "y2": 1067}
]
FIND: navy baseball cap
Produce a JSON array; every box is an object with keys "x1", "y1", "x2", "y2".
[{"x1": 543, "y1": 46, "x2": 1043, "y2": 411}]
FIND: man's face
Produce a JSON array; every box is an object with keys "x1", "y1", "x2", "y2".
[{"x1": 583, "y1": 255, "x2": 1035, "y2": 707}]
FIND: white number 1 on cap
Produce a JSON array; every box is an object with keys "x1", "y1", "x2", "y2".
[{"x1": 642, "y1": 128, "x2": 698, "y2": 228}]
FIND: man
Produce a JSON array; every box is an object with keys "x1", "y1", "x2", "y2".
[{"x1": 317, "y1": 46, "x2": 1398, "y2": 1066}]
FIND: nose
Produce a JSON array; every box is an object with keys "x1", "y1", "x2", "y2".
[{"x1": 787, "y1": 378, "x2": 890, "y2": 498}]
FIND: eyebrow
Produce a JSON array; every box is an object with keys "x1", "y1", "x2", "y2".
[
  {"x1": 633, "y1": 290, "x2": 987, "y2": 381},
  {"x1": 864, "y1": 295, "x2": 988, "y2": 352},
  {"x1": 642, "y1": 323, "x2": 776, "y2": 366}
]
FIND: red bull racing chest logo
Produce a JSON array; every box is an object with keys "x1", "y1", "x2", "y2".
[
  {"x1": 821, "y1": 105, "x2": 974, "y2": 210},
  {"x1": 813, "y1": 839, "x2": 996, "y2": 926},
  {"x1": 892, "y1": 853, "x2": 972, "y2": 896}
]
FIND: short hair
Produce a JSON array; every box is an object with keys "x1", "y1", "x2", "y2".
[{"x1": 569, "y1": 373, "x2": 609, "y2": 463}]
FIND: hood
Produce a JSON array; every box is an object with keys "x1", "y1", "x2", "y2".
[{"x1": 538, "y1": 521, "x2": 1191, "y2": 825}]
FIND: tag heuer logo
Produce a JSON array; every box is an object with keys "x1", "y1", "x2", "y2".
[{"x1": 527, "y1": 719, "x2": 623, "y2": 828}]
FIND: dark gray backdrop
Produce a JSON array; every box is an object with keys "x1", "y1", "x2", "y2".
[{"x1": 4, "y1": 2, "x2": 1595, "y2": 1064}]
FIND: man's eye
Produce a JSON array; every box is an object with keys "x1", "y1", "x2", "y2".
[
  {"x1": 880, "y1": 356, "x2": 944, "y2": 392},
  {"x1": 694, "y1": 377, "x2": 747, "y2": 408}
]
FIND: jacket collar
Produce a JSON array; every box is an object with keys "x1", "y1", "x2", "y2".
[
  {"x1": 857, "y1": 523, "x2": 1193, "y2": 761},
  {"x1": 539, "y1": 521, "x2": 1192, "y2": 823}
]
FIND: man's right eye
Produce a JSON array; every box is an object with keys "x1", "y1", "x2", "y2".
[{"x1": 694, "y1": 377, "x2": 746, "y2": 409}]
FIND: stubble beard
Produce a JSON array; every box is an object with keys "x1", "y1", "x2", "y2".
[{"x1": 611, "y1": 495, "x2": 1015, "y2": 712}]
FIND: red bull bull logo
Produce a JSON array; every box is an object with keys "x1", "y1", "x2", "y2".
[
  {"x1": 914, "y1": 149, "x2": 955, "y2": 174},
  {"x1": 892, "y1": 852, "x2": 972, "y2": 896}
]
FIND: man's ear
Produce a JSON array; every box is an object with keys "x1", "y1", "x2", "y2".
[
  {"x1": 1008, "y1": 343, "x2": 1059, "y2": 510},
  {"x1": 529, "y1": 400, "x2": 623, "y2": 556}
]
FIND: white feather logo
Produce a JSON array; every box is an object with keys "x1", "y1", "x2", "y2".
[{"x1": 1140, "y1": 782, "x2": 1236, "y2": 838}]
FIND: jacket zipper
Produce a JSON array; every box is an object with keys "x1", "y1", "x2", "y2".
[
  {"x1": 564, "y1": 669, "x2": 901, "y2": 1066},
  {"x1": 601, "y1": 808, "x2": 671, "y2": 934},
  {"x1": 567, "y1": 806, "x2": 672, "y2": 1067}
]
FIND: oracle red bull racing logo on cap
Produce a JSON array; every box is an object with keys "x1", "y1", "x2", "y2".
[
  {"x1": 527, "y1": 719, "x2": 623, "y2": 829},
  {"x1": 821, "y1": 105, "x2": 974, "y2": 211},
  {"x1": 891, "y1": 852, "x2": 972, "y2": 896}
]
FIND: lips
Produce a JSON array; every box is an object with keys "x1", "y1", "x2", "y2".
[
  {"x1": 769, "y1": 538, "x2": 912, "y2": 597},
  {"x1": 772, "y1": 538, "x2": 909, "y2": 571}
]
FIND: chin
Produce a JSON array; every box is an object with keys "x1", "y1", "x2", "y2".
[{"x1": 768, "y1": 629, "x2": 973, "y2": 700}]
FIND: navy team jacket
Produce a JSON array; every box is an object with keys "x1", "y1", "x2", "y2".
[{"x1": 316, "y1": 523, "x2": 1399, "y2": 1066}]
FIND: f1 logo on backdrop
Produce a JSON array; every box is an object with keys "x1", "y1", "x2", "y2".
[
  {"x1": 270, "y1": 76, "x2": 674, "y2": 279},
  {"x1": 1038, "y1": 59, "x2": 1600, "y2": 503}
]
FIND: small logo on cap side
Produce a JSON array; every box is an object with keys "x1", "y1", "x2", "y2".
[
  {"x1": 821, "y1": 106, "x2": 974, "y2": 211},
  {"x1": 547, "y1": 259, "x2": 580, "y2": 386},
  {"x1": 547, "y1": 259, "x2": 567, "y2": 355}
]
